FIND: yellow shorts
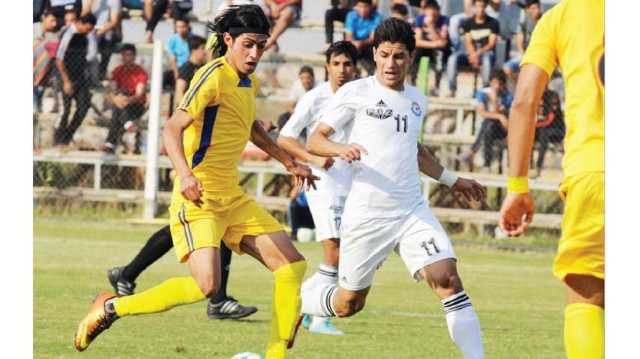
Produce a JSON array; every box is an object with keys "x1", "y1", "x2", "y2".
[
  {"x1": 553, "y1": 172, "x2": 604, "y2": 281},
  {"x1": 169, "y1": 188, "x2": 284, "y2": 262}
]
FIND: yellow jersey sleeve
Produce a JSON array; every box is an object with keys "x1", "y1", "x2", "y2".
[
  {"x1": 178, "y1": 61, "x2": 222, "y2": 121},
  {"x1": 521, "y1": 1, "x2": 566, "y2": 77}
]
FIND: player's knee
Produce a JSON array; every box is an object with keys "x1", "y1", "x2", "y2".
[
  {"x1": 195, "y1": 277, "x2": 220, "y2": 298},
  {"x1": 429, "y1": 270, "x2": 463, "y2": 293}
]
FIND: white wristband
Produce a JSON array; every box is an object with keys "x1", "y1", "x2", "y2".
[{"x1": 439, "y1": 168, "x2": 459, "y2": 187}]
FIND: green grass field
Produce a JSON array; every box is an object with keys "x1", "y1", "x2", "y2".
[{"x1": 34, "y1": 217, "x2": 565, "y2": 359}]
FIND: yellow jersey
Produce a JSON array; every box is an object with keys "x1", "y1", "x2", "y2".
[
  {"x1": 521, "y1": 0, "x2": 604, "y2": 178},
  {"x1": 175, "y1": 56, "x2": 259, "y2": 195}
]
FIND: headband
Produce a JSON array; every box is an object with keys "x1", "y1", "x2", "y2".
[{"x1": 228, "y1": 27, "x2": 270, "y2": 36}]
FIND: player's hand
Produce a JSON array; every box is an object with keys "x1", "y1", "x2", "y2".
[
  {"x1": 338, "y1": 143, "x2": 367, "y2": 163},
  {"x1": 287, "y1": 161, "x2": 320, "y2": 194},
  {"x1": 451, "y1": 177, "x2": 486, "y2": 203},
  {"x1": 63, "y1": 81, "x2": 74, "y2": 95},
  {"x1": 180, "y1": 173, "x2": 204, "y2": 207},
  {"x1": 499, "y1": 192, "x2": 535, "y2": 237},
  {"x1": 310, "y1": 155, "x2": 335, "y2": 170}
]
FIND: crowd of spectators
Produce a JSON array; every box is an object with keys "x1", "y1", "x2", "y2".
[{"x1": 33, "y1": 0, "x2": 566, "y2": 176}]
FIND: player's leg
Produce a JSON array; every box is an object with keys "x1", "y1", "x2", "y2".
[
  {"x1": 237, "y1": 232, "x2": 307, "y2": 359},
  {"x1": 398, "y1": 206, "x2": 483, "y2": 359},
  {"x1": 74, "y1": 201, "x2": 223, "y2": 351},
  {"x1": 224, "y1": 195, "x2": 306, "y2": 359},
  {"x1": 555, "y1": 173, "x2": 604, "y2": 359},
  {"x1": 207, "y1": 242, "x2": 259, "y2": 320},
  {"x1": 108, "y1": 225, "x2": 173, "y2": 296}
]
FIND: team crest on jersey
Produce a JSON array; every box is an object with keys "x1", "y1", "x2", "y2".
[
  {"x1": 411, "y1": 102, "x2": 422, "y2": 117},
  {"x1": 366, "y1": 99, "x2": 393, "y2": 119}
]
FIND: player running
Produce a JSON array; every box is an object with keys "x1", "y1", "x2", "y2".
[
  {"x1": 277, "y1": 41, "x2": 358, "y2": 336},
  {"x1": 74, "y1": 6, "x2": 317, "y2": 358},
  {"x1": 298, "y1": 18, "x2": 486, "y2": 359},
  {"x1": 498, "y1": 1, "x2": 604, "y2": 358}
]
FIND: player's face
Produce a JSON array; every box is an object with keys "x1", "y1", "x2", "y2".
[
  {"x1": 77, "y1": 22, "x2": 95, "y2": 34},
  {"x1": 326, "y1": 53, "x2": 356, "y2": 88},
  {"x1": 374, "y1": 42, "x2": 412, "y2": 90},
  {"x1": 226, "y1": 33, "x2": 268, "y2": 76},
  {"x1": 300, "y1": 72, "x2": 315, "y2": 91}
]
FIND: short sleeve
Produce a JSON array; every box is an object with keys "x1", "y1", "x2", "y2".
[
  {"x1": 321, "y1": 83, "x2": 358, "y2": 132},
  {"x1": 345, "y1": 11, "x2": 356, "y2": 33},
  {"x1": 473, "y1": 90, "x2": 488, "y2": 107},
  {"x1": 280, "y1": 91, "x2": 315, "y2": 139},
  {"x1": 414, "y1": 15, "x2": 424, "y2": 28},
  {"x1": 167, "y1": 36, "x2": 177, "y2": 56},
  {"x1": 177, "y1": 69, "x2": 220, "y2": 120},
  {"x1": 521, "y1": 5, "x2": 561, "y2": 77}
]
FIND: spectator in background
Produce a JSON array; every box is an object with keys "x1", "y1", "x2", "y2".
[
  {"x1": 462, "y1": 69, "x2": 512, "y2": 171},
  {"x1": 264, "y1": 0, "x2": 303, "y2": 51},
  {"x1": 34, "y1": 10, "x2": 60, "y2": 113},
  {"x1": 390, "y1": 2, "x2": 411, "y2": 23},
  {"x1": 140, "y1": 0, "x2": 193, "y2": 43},
  {"x1": 345, "y1": 0, "x2": 382, "y2": 75},
  {"x1": 502, "y1": 0, "x2": 542, "y2": 81},
  {"x1": 448, "y1": 0, "x2": 473, "y2": 51},
  {"x1": 174, "y1": 35, "x2": 207, "y2": 104},
  {"x1": 278, "y1": 65, "x2": 318, "y2": 128},
  {"x1": 411, "y1": 0, "x2": 449, "y2": 95},
  {"x1": 485, "y1": 0, "x2": 521, "y2": 62},
  {"x1": 46, "y1": 0, "x2": 83, "y2": 31},
  {"x1": 166, "y1": 17, "x2": 192, "y2": 86},
  {"x1": 54, "y1": 13, "x2": 97, "y2": 146},
  {"x1": 81, "y1": 0, "x2": 123, "y2": 81},
  {"x1": 324, "y1": 0, "x2": 356, "y2": 47},
  {"x1": 102, "y1": 43, "x2": 148, "y2": 153},
  {"x1": 533, "y1": 87, "x2": 565, "y2": 177},
  {"x1": 447, "y1": 0, "x2": 499, "y2": 97}
]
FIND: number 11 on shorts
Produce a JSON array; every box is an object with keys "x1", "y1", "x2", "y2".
[{"x1": 421, "y1": 238, "x2": 440, "y2": 256}]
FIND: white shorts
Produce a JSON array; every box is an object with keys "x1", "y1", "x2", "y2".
[
  {"x1": 338, "y1": 202, "x2": 456, "y2": 291},
  {"x1": 306, "y1": 190, "x2": 347, "y2": 241}
]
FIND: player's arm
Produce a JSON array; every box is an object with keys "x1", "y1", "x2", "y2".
[
  {"x1": 250, "y1": 121, "x2": 319, "y2": 190},
  {"x1": 417, "y1": 144, "x2": 485, "y2": 202},
  {"x1": 277, "y1": 135, "x2": 334, "y2": 170},
  {"x1": 307, "y1": 123, "x2": 367, "y2": 163},
  {"x1": 162, "y1": 110, "x2": 203, "y2": 206}
]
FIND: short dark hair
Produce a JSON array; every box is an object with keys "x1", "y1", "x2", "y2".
[
  {"x1": 42, "y1": 9, "x2": 56, "y2": 18},
  {"x1": 325, "y1": 40, "x2": 358, "y2": 65},
  {"x1": 355, "y1": 0, "x2": 373, "y2": 5},
  {"x1": 474, "y1": 0, "x2": 489, "y2": 4},
  {"x1": 391, "y1": 4, "x2": 409, "y2": 16},
  {"x1": 119, "y1": 43, "x2": 137, "y2": 55},
  {"x1": 299, "y1": 65, "x2": 314, "y2": 77},
  {"x1": 424, "y1": 1, "x2": 441, "y2": 11},
  {"x1": 373, "y1": 18, "x2": 416, "y2": 53},
  {"x1": 188, "y1": 35, "x2": 206, "y2": 51},
  {"x1": 524, "y1": 0, "x2": 540, "y2": 8},
  {"x1": 490, "y1": 69, "x2": 507, "y2": 84},
  {"x1": 78, "y1": 13, "x2": 97, "y2": 26},
  {"x1": 175, "y1": 16, "x2": 190, "y2": 25}
]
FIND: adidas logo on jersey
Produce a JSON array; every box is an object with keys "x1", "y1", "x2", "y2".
[{"x1": 366, "y1": 100, "x2": 393, "y2": 119}]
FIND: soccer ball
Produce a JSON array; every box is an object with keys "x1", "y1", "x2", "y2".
[{"x1": 230, "y1": 352, "x2": 263, "y2": 359}]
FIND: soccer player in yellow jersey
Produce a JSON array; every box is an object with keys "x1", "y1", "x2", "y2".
[
  {"x1": 498, "y1": 0, "x2": 604, "y2": 358},
  {"x1": 74, "y1": 6, "x2": 318, "y2": 358}
]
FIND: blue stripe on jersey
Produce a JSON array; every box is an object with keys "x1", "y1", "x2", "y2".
[
  {"x1": 238, "y1": 77, "x2": 252, "y2": 87},
  {"x1": 191, "y1": 105, "x2": 219, "y2": 169}
]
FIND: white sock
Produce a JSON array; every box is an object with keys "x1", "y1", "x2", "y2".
[
  {"x1": 301, "y1": 282, "x2": 337, "y2": 317},
  {"x1": 442, "y1": 291, "x2": 484, "y2": 359},
  {"x1": 301, "y1": 264, "x2": 338, "y2": 292}
]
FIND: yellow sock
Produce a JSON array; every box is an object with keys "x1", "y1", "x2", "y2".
[
  {"x1": 265, "y1": 260, "x2": 307, "y2": 359},
  {"x1": 564, "y1": 303, "x2": 604, "y2": 359},
  {"x1": 113, "y1": 277, "x2": 206, "y2": 317}
]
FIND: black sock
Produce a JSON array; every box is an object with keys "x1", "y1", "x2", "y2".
[
  {"x1": 121, "y1": 225, "x2": 173, "y2": 282},
  {"x1": 210, "y1": 242, "x2": 232, "y2": 303}
]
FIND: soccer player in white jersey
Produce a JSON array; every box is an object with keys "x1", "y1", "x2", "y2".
[
  {"x1": 277, "y1": 41, "x2": 359, "y2": 336},
  {"x1": 297, "y1": 18, "x2": 487, "y2": 358}
]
